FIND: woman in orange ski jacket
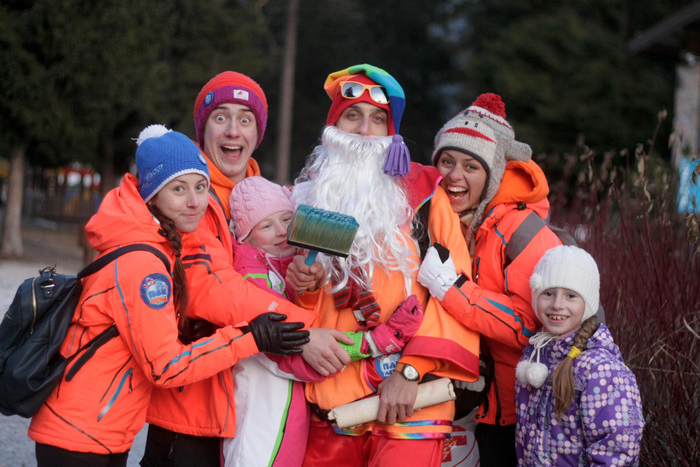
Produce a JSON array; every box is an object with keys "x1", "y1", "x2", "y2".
[
  {"x1": 418, "y1": 94, "x2": 562, "y2": 466},
  {"x1": 28, "y1": 126, "x2": 309, "y2": 467}
]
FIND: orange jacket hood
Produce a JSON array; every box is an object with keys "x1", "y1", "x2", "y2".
[
  {"x1": 486, "y1": 159, "x2": 549, "y2": 212},
  {"x1": 86, "y1": 174, "x2": 168, "y2": 253}
]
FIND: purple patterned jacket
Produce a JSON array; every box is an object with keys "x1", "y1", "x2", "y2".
[{"x1": 515, "y1": 324, "x2": 645, "y2": 466}]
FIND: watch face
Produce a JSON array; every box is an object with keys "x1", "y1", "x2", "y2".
[{"x1": 402, "y1": 365, "x2": 420, "y2": 381}]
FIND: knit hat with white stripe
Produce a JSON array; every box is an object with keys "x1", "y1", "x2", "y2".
[
  {"x1": 432, "y1": 112, "x2": 498, "y2": 192},
  {"x1": 136, "y1": 124, "x2": 210, "y2": 202},
  {"x1": 432, "y1": 93, "x2": 532, "y2": 240}
]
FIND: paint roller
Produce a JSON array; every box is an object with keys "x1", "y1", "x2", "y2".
[{"x1": 287, "y1": 204, "x2": 359, "y2": 266}]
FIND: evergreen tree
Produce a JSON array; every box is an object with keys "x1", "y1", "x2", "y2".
[{"x1": 451, "y1": 0, "x2": 684, "y2": 157}]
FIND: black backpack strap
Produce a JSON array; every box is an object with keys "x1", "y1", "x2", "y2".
[
  {"x1": 78, "y1": 243, "x2": 171, "y2": 280},
  {"x1": 209, "y1": 188, "x2": 230, "y2": 223},
  {"x1": 65, "y1": 324, "x2": 119, "y2": 381},
  {"x1": 504, "y1": 211, "x2": 546, "y2": 268},
  {"x1": 65, "y1": 244, "x2": 171, "y2": 380}
]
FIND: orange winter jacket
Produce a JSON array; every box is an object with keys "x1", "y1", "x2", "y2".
[
  {"x1": 201, "y1": 151, "x2": 261, "y2": 218},
  {"x1": 27, "y1": 174, "x2": 261, "y2": 455},
  {"x1": 441, "y1": 160, "x2": 562, "y2": 426},
  {"x1": 146, "y1": 172, "x2": 317, "y2": 438},
  {"x1": 300, "y1": 163, "x2": 480, "y2": 439}
]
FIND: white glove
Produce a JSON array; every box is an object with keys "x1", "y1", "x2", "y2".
[{"x1": 418, "y1": 243, "x2": 458, "y2": 301}]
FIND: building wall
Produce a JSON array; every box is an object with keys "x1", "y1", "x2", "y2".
[{"x1": 673, "y1": 60, "x2": 700, "y2": 167}]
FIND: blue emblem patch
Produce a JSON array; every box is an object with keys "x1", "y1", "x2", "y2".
[
  {"x1": 375, "y1": 353, "x2": 401, "y2": 380},
  {"x1": 204, "y1": 91, "x2": 214, "y2": 106},
  {"x1": 140, "y1": 273, "x2": 171, "y2": 309}
]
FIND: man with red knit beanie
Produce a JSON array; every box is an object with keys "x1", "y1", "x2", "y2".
[
  {"x1": 141, "y1": 72, "x2": 319, "y2": 466},
  {"x1": 287, "y1": 64, "x2": 481, "y2": 467},
  {"x1": 192, "y1": 71, "x2": 268, "y2": 217}
]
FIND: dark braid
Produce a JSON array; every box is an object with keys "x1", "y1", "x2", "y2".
[
  {"x1": 552, "y1": 315, "x2": 600, "y2": 418},
  {"x1": 148, "y1": 204, "x2": 190, "y2": 342}
]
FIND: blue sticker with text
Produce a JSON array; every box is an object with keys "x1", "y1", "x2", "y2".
[
  {"x1": 140, "y1": 273, "x2": 171, "y2": 309},
  {"x1": 375, "y1": 353, "x2": 401, "y2": 380}
]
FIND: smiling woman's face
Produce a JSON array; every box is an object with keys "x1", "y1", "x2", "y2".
[
  {"x1": 435, "y1": 149, "x2": 488, "y2": 213},
  {"x1": 149, "y1": 174, "x2": 209, "y2": 233}
]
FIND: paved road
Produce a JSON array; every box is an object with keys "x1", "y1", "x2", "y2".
[{"x1": 0, "y1": 222, "x2": 147, "y2": 466}]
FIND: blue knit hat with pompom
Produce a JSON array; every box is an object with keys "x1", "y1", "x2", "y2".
[{"x1": 136, "y1": 124, "x2": 210, "y2": 202}]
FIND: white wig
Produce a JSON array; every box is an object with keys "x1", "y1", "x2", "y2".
[{"x1": 294, "y1": 126, "x2": 417, "y2": 294}]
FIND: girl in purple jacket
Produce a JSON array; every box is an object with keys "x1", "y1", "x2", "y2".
[{"x1": 515, "y1": 245, "x2": 644, "y2": 466}]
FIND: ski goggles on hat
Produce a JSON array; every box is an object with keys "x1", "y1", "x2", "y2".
[{"x1": 338, "y1": 81, "x2": 390, "y2": 104}]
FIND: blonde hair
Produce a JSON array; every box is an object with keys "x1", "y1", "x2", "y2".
[{"x1": 551, "y1": 315, "x2": 600, "y2": 417}]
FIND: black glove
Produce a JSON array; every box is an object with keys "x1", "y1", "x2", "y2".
[
  {"x1": 242, "y1": 312, "x2": 310, "y2": 355},
  {"x1": 179, "y1": 318, "x2": 218, "y2": 345}
]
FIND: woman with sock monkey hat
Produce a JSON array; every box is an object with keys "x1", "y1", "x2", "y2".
[{"x1": 418, "y1": 93, "x2": 563, "y2": 465}]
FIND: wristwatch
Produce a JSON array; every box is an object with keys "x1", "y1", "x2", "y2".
[{"x1": 395, "y1": 363, "x2": 420, "y2": 382}]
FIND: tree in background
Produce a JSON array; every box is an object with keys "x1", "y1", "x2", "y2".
[
  {"x1": 449, "y1": 0, "x2": 686, "y2": 157},
  {"x1": 0, "y1": 0, "x2": 266, "y2": 257},
  {"x1": 1, "y1": 0, "x2": 689, "y2": 258},
  {"x1": 0, "y1": 0, "x2": 78, "y2": 256},
  {"x1": 256, "y1": 0, "x2": 463, "y2": 179}
]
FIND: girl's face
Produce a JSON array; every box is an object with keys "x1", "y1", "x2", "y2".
[
  {"x1": 536, "y1": 287, "x2": 586, "y2": 338},
  {"x1": 435, "y1": 149, "x2": 488, "y2": 213},
  {"x1": 244, "y1": 210, "x2": 296, "y2": 258},
  {"x1": 149, "y1": 174, "x2": 209, "y2": 233}
]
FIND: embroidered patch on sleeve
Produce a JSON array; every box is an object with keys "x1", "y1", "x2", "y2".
[{"x1": 140, "y1": 273, "x2": 171, "y2": 309}]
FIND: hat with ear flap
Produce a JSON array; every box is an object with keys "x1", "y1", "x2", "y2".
[
  {"x1": 432, "y1": 93, "x2": 532, "y2": 242},
  {"x1": 529, "y1": 245, "x2": 600, "y2": 324},
  {"x1": 324, "y1": 63, "x2": 410, "y2": 177},
  {"x1": 433, "y1": 93, "x2": 532, "y2": 205}
]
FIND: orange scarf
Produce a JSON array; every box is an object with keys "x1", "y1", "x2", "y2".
[{"x1": 201, "y1": 153, "x2": 261, "y2": 217}]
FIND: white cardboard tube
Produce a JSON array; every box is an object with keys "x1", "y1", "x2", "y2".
[{"x1": 327, "y1": 377, "x2": 455, "y2": 429}]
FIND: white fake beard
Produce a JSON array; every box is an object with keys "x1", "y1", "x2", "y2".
[{"x1": 294, "y1": 126, "x2": 417, "y2": 294}]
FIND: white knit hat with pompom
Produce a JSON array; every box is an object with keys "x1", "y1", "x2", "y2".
[{"x1": 530, "y1": 245, "x2": 600, "y2": 323}]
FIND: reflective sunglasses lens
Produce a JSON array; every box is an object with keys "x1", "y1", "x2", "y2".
[
  {"x1": 370, "y1": 86, "x2": 389, "y2": 104},
  {"x1": 341, "y1": 82, "x2": 364, "y2": 98}
]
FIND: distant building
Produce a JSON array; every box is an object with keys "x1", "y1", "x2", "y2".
[{"x1": 628, "y1": 1, "x2": 700, "y2": 212}]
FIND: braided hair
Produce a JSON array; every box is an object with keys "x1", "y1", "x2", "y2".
[
  {"x1": 147, "y1": 204, "x2": 191, "y2": 342},
  {"x1": 552, "y1": 315, "x2": 600, "y2": 418}
]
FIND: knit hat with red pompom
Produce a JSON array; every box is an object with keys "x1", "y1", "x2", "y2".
[
  {"x1": 432, "y1": 93, "x2": 532, "y2": 240},
  {"x1": 229, "y1": 176, "x2": 295, "y2": 242},
  {"x1": 193, "y1": 71, "x2": 268, "y2": 149}
]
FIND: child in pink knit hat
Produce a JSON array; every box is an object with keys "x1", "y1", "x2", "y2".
[{"x1": 223, "y1": 176, "x2": 424, "y2": 467}]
